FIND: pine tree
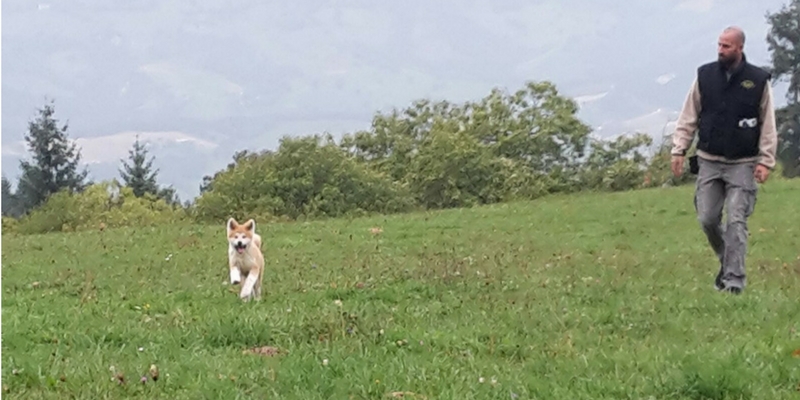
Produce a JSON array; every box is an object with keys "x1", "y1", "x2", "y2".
[
  {"x1": 118, "y1": 135, "x2": 181, "y2": 206},
  {"x1": 766, "y1": 0, "x2": 800, "y2": 177},
  {"x1": 157, "y1": 186, "x2": 180, "y2": 206},
  {"x1": 119, "y1": 135, "x2": 160, "y2": 197},
  {"x1": 2, "y1": 176, "x2": 21, "y2": 218},
  {"x1": 15, "y1": 101, "x2": 90, "y2": 214}
]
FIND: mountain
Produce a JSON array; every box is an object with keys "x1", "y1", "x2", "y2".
[{"x1": 1, "y1": 0, "x2": 791, "y2": 201}]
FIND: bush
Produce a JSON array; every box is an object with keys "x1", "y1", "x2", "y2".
[
  {"x1": 2, "y1": 216, "x2": 19, "y2": 235},
  {"x1": 14, "y1": 180, "x2": 187, "y2": 234},
  {"x1": 193, "y1": 134, "x2": 416, "y2": 223},
  {"x1": 407, "y1": 126, "x2": 498, "y2": 209}
]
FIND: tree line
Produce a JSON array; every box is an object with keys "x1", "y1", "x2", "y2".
[
  {"x1": 2, "y1": 103, "x2": 180, "y2": 219},
  {"x1": 3, "y1": 1, "x2": 799, "y2": 234}
]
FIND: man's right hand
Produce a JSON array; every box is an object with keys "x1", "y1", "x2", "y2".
[{"x1": 671, "y1": 155, "x2": 685, "y2": 177}]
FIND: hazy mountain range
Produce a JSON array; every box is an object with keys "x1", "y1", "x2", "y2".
[{"x1": 1, "y1": 0, "x2": 791, "y2": 202}]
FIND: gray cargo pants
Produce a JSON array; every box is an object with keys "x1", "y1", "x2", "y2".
[{"x1": 693, "y1": 157, "x2": 758, "y2": 290}]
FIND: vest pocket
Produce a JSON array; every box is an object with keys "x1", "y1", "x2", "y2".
[
  {"x1": 726, "y1": 126, "x2": 760, "y2": 159},
  {"x1": 734, "y1": 94, "x2": 760, "y2": 117}
]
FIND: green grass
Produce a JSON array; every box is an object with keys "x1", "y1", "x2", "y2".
[{"x1": 3, "y1": 180, "x2": 800, "y2": 399}]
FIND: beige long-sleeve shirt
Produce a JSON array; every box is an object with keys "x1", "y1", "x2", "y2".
[{"x1": 671, "y1": 77, "x2": 779, "y2": 169}]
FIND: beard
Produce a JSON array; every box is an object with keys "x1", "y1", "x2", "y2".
[{"x1": 718, "y1": 53, "x2": 736, "y2": 69}]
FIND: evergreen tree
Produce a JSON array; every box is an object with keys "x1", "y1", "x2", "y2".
[
  {"x1": 766, "y1": 0, "x2": 800, "y2": 177},
  {"x1": 119, "y1": 135, "x2": 160, "y2": 197},
  {"x1": 2, "y1": 175, "x2": 21, "y2": 218},
  {"x1": 118, "y1": 135, "x2": 182, "y2": 206},
  {"x1": 15, "y1": 101, "x2": 90, "y2": 214},
  {"x1": 157, "y1": 186, "x2": 180, "y2": 206}
]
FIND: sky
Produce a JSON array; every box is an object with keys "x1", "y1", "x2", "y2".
[{"x1": 1, "y1": 0, "x2": 791, "y2": 201}]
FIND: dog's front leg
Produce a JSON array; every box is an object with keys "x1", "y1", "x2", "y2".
[
  {"x1": 253, "y1": 276, "x2": 262, "y2": 300},
  {"x1": 239, "y1": 272, "x2": 259, "y2": 301},
  {"x1": 229, "y1": 265, "x2": 242, "y2": 285}
]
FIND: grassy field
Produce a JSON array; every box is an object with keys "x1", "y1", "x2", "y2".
[{"x1": 2, "y1": 179, "x2": 799, "y2": 399}]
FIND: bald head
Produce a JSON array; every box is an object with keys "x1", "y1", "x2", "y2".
[
  {"x1": 722, "y1": 26, "x2": 746, "y2": 46},
  {"x1": 718, "y1": 26, "x2": 745, "y2": 68}
]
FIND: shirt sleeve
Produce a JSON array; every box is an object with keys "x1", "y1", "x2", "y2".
[
  {"x1": 758, "y1": 83, "x2": 779, "y2": 169},
  {"x1": 671, "y1": 78, "x2": 701, "y2": 156}
]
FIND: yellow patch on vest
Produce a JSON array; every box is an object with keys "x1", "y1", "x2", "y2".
[{"x1": 741, "y1": 80, "x2": 755, "y2": 89}]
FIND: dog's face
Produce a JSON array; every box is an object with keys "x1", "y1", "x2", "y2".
[{"x1": 227, "y1": 218, "x2": 255, "y2": 254}]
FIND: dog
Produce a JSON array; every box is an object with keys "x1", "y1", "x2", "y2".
[{"x1": 226, "y1": 217, "x2": 265, "y2": 302}]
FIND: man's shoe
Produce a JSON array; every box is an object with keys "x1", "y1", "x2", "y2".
[
  {"x1": 723, "y1": 286, "x2": 742, "y2": 295},
  {"x1": 714, "y1": 272, "x2": 724, "y2": 291}
]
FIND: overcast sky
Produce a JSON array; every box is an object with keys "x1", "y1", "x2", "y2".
[{"x1": 1, "y1": 0, "x2": 790, "y2": 200}]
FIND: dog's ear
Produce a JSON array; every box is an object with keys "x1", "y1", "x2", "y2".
[
  {"x1": 227, "y1": 218, "x2": 238, "y2": 234},
  {"x1": 243, "y1": 219, "x2": 256, "y2": 232}
]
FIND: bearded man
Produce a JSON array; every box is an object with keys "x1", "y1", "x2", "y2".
[{"x1": 670, "y1": 26, "x2": 778, "y2": 294}]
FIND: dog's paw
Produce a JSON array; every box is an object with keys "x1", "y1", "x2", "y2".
[{"x1": 229, "y1": 268, "x2": 242, "y2": 285}]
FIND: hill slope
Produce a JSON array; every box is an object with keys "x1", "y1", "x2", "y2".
[{"x1": 2, "y1": 180, "x2": 799, "y2": 399}]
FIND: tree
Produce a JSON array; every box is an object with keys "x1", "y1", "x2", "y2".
[
  {"x1": 193, "y1": 134, "x2": 413, "y2": 222},
  {"x1": 119, "y1": 135, "x2": 160, "y2": 197},
  {"x1": 199, "y1": 150, "x2": 264, "y2": 195},
  {"x1": 156, "y1": 186, "x2": 181, "y2": 206},
  {"x1": 15, "y1": 101, "x2": 90, "y2": 214},
  {"x1": 339, "y1": 80, "x2": 593, "y2": 188},
  {"x1": 461, "y1": 81, "x2": 592, "y2": 175},
  {"x1": 194, "y1": 79, "x2": 671, "y2": 222},
  {"x1": 2, "y1": 176, "x2": 22, "y2": 218},
  {"x1": 766, "y1": 0, "x2": 800, "y2": 177},
  {"x1": 118, "y1": 135, "x2": 182, "y2": 205},
  {"x1": 405, "y1": 124, "x2": 531, "y2": 209},
  {"x1": 775, "y1": 103, "x2": 800, "y2": 177}
]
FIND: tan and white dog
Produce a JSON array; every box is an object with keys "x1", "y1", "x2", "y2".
[{"x1": 226, "y1": 218, "x2": 264, "y2": 302}]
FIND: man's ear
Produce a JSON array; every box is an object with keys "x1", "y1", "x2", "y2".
[{"x1": 227, "y1": 218, "x2": 238, "y2": 234}]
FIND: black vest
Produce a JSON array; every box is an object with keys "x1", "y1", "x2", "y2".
[{"x1": 696, "y1": 54, "x2": 770, "y2": 159}]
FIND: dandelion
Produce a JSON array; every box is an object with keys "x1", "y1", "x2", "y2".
[
  {"x1": 322, "y1": 359, "x2": 329, "y2": 366},
  {"x1": 334, "y1": 299, "x2": 343, "y2": 307},
  {"x1": 149, "y1": 364, "x2": 159, "y2": 381},
  {"x1": 479, "y1": 377, "x2": 485, "y2": 383}
]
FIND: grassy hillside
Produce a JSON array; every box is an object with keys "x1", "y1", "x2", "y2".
[{"x1": 2, "y1": 180, "x2": 799, "y2": 399}]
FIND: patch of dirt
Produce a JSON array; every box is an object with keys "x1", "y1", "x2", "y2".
[{"x1": 242, "y1": 346, "x2": 283, "y2": 357}]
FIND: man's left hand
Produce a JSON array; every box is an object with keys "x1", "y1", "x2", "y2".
[{"x1": 754, "y1": 164, "x2": 770, "y2": 184}]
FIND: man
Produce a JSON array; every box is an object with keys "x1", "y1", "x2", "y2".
[{"x1": 670, "y1": 26, "x2": 778, "y2": 294}]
